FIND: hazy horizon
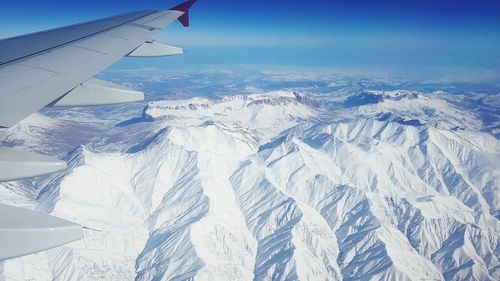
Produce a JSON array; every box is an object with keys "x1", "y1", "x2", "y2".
[{"x1": 1, "y1": 0, "x2": 499, "y2": 81}]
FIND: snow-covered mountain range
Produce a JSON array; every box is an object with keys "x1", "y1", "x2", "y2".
[{"x1": 0, "y1": 78, "x2": 498, "y2": 280}]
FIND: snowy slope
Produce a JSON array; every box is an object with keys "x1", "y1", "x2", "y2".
[{"x1": 0, "y1": 88, "x2": 498, "y2": 281}]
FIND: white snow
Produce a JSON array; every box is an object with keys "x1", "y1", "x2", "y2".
[{"x1": 0, "y1": 87, "x2": 498, "y2": 281}]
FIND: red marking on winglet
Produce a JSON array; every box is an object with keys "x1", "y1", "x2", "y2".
[{"x1": 169, "y1": 0, "x2": 197, "y2": 27}]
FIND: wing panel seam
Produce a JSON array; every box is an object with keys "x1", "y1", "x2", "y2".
[
  {"x1": 0, "y1": 10, "x2": 159, "y2": 68},
  {"x1": 126, "y1": 22, "x2": 160, "y2": 31},
  {"x1": 71, "y1": 45, "x2": 107, "y2": 55},
  {"x1": 18, "y1": 64, "x2": 57, "y2": 74}
]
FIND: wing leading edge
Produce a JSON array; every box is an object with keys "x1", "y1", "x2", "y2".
[{"x1": 0, "y1": 0, "x2": 197, "y2": 260}]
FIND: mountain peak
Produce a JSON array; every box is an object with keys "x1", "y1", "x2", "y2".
[{"x1": 1, "y1": 76, "x2": 498, "y2": 281}]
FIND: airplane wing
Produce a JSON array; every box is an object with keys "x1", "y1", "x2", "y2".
[
  {"x1": 0, "y1": 0, "x2": 196, "y2": 128},
  {"x1": 0, "y1": 0, "x2": 196, "y2": 181},
  {"x1": 0, "y1": 0, "x2": 197, "y2": 260}
]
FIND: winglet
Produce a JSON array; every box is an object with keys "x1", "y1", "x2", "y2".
[{"x1": 169, "y1": 0, "x2": 197, "y2": 27}]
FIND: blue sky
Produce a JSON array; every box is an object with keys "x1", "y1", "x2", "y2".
[{"x1": 1, "y1": 0, "x2": 499, "y2": 80}]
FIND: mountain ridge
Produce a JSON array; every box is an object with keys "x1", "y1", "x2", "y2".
[{"x1": 0, "y1": 87, "x2": 498, "y2": 281}]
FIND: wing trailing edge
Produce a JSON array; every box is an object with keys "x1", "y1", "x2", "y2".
[
  {"x1": 51, "y1": 78, "x2": 144, "y2": 107},
  {"x1": 127, "y1": 41, "x2": 183, "y2": 57}
]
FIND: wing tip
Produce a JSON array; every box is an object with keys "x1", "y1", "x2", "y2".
[
  {"x1": 169, "y1": 0, "x2": 197, "y2": 27},
  {"x1": 169, "y1": 0, "x2": 197, "y2": 13}
]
